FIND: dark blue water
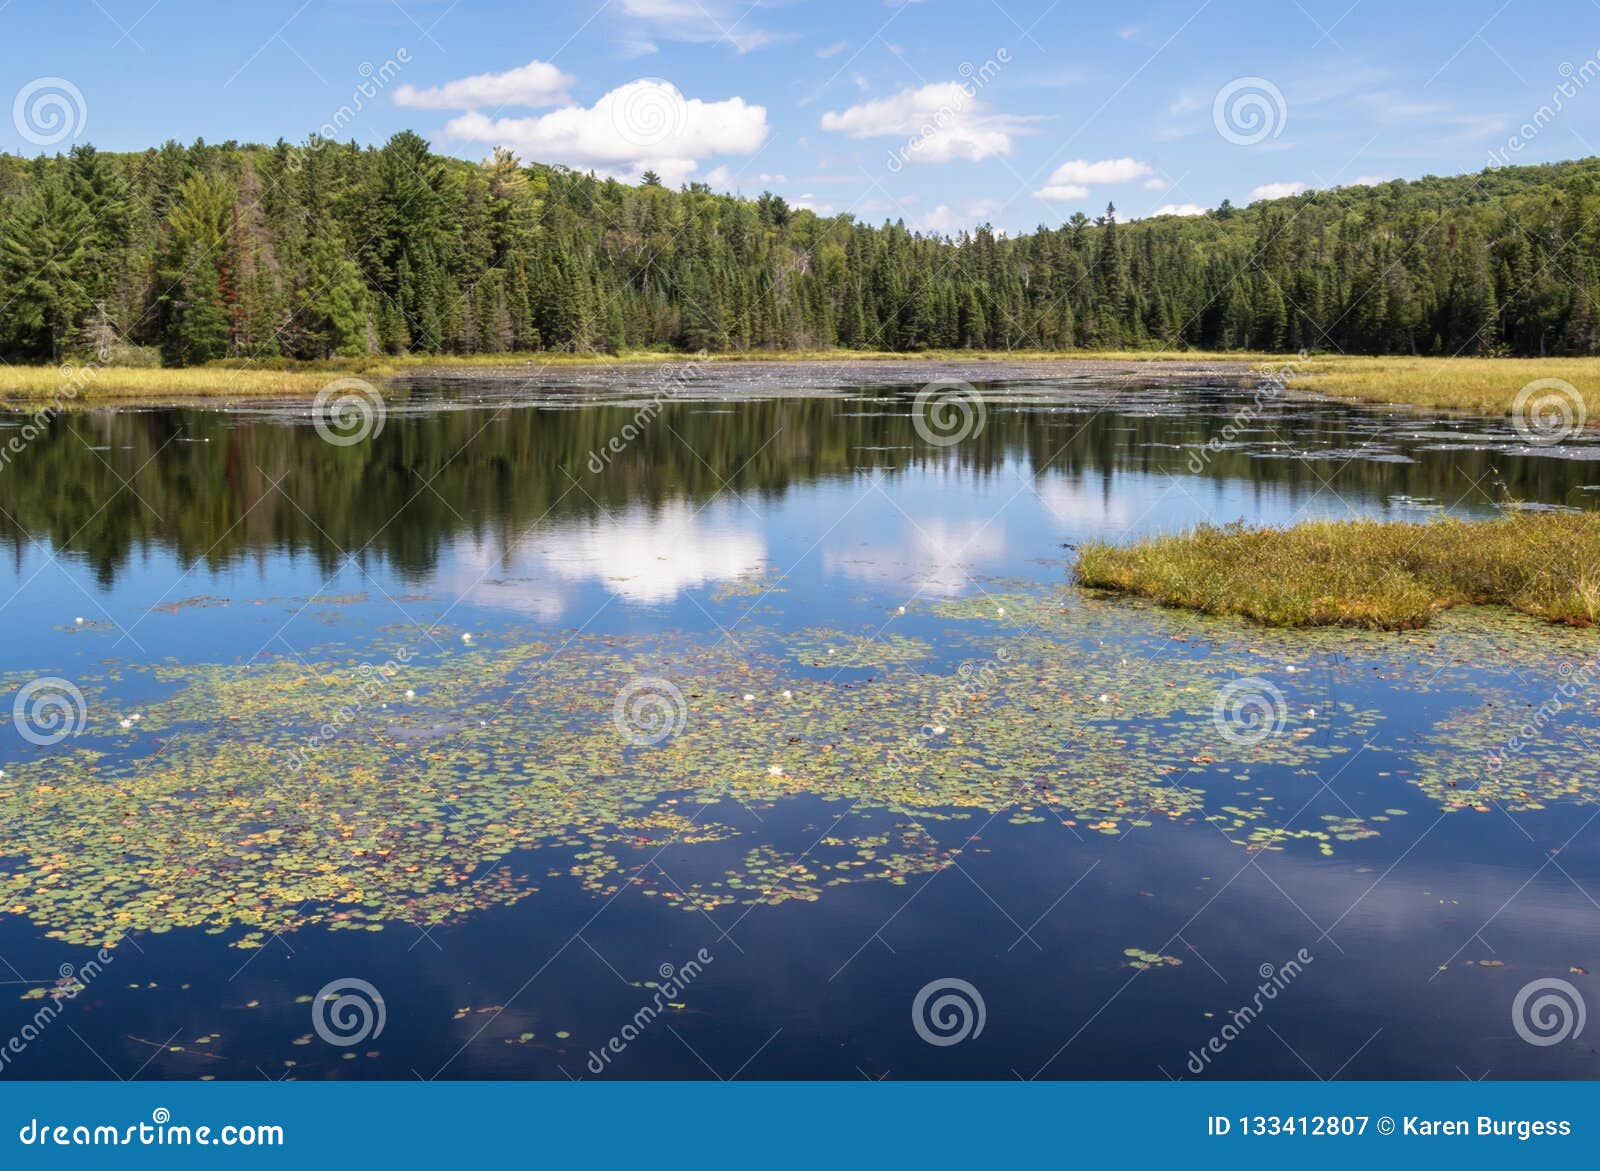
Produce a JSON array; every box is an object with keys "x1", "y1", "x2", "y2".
[{"x1": 1, "y1": 373, "x2": 1598, "y2": 1081}]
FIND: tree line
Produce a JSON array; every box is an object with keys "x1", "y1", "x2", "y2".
[{"x1": 2, "y1": 131, "x2": 1597, "y2": 365}]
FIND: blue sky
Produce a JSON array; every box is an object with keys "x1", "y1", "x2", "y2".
[{"x1": 4, "y1": 0, "x2": 1599, "y2": 234}]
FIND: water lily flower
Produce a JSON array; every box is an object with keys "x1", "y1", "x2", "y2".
[{"x1": 767, "y1": 764, "x2": 784, "y2": 777}]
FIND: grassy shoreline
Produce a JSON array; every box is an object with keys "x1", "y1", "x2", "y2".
[
  {"x1": 0, "y1": 349, "x2": 1258, "y2": 404},
  {"x1": 1277, "y1": 355, "x2": 1600, "y2": 421},
  {"x1": 6, "y1": 350, "x2": 1600, "y2": 413},
  {"x1": 1075, "y1": 514, "x2": 1600, "y2": 630}
]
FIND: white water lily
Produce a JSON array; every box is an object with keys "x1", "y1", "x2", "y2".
[
  {"x1": 781, "y1": 689, "x2": 793, "y2": 700},
  {"x1": 767, "y1": 764, "x2": 784, "y2": 777},
  {"x1": 743, "y1": 693, "x2": 755, "y2": 702},
  {"x1": 118, "y1": 718, "x2": 132, "y2": 730},
  {"x1": 74, "y1": 617, "x2": 84, "y2": 625},
  {"x1": 405, "y1": 689, "x2": 416, "y2": 699},
  {"x1": 461, "y1": 633, "x2": 473, "y2": 643}
]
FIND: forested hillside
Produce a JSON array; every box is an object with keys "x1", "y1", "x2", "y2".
[{"x1": 2, "y1": 131, "x2": 1598, "y2": 365}]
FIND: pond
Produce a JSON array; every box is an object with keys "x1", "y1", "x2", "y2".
[{"x1": 2, "y1": 366, "x2": 1598, "y2": 1081}]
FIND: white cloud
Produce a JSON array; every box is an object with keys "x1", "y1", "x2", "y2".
[
  {"x1": 1142, "y1": 176, "x2": 1169, "y2": 191},
  {"x1": 443, "y1": 79, "x2": 767, "y2": 186},
  {"x1": 702, "y1": 166, "x2": 787, "y2": 191},
  {"x1": 1032, "y1": 158, "x2": 1156, "y2": 201},
  {"x1": 1033, "y1": 183, "x2": 1089, "y2": 202},
  {"x1": 1150, "y1": 202, "x2": 1207, "y2": 217},
  {"x1": 393, "y1": 60, "x2": 574, "y2": 110},
  {"x1": 536, "y1": 502, "x2": 766, "y2": 604},
  {"x1": 1168, "y1": 89, "x2": 1207, "y2": 115},
  {"x1": 915, "y1": 200, "x2": 1003, "y2": 234},
  {"x1": 1040, "y1": 157, "x2": 1155, "y2": 185},
  {"x1": 1349, "y1": 173, "x2": 1394, "y2": 186},
  {"x1": 825, "y1": 517, "x2": 1007, "y2": 598},
  {"x1": 1249, "y1": 180, "x2": 1308, "y2": 200},
  {"x1": 816, "y1": 39, "x2": 850, "y2": 58},
  {"x1": 616, "y1": 39, "x2": 659, "y2": 60},
  {"x1": 619, "y1": 0, "x2": 778, "y2": 53},
  {"x1": 820, "y1": 82, "x2": 1033, "y2": 163},
  {"x1": 793, "y1": 192, "x2": 835, "y2": 214}
]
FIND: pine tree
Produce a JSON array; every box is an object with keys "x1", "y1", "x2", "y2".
[{"x1": 0, "y1": 179, "x2": 93, "y2": 359}]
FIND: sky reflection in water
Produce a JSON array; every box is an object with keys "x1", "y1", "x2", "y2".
[{"x1": 0, "y1": 378, "x2": 1597, "y2": 1080}]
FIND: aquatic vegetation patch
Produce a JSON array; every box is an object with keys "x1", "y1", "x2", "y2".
[
  {"x1": 1076, "y1": 513, "x2": 1600, "y2": 629},
  {"x1": 785, "y1": 628, "x2": 933, "y2": 669},
  {"x1": 0, "y1": 591, "x2": 1592, "y2": 950}
]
